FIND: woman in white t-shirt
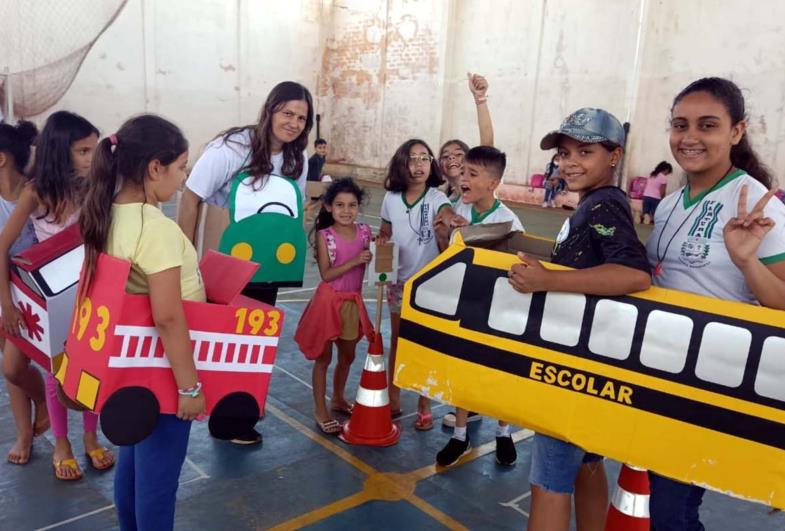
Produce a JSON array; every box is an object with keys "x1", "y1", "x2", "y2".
[
  {"x1": 646, "y1": 77, "x2": 785, "y2": 530},
  {"x1": 178, "y1": 80, "x2": 313, "y2": 445}
]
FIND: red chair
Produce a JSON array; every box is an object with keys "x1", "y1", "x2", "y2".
[{"x1": 530, "y1": 174, "x2": 545, "y2": 188}]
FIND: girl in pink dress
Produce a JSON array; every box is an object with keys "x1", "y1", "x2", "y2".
[{"x1": 295, "y1": 178, "x2": 373, "y2": 434}]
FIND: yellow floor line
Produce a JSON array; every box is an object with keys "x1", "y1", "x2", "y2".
[
  {"x1": 266, "y1": 403, "x2": 535, "y2": 530},
  {"x1": 266, "y1": 403, "x2": 376, "y2": 476}
]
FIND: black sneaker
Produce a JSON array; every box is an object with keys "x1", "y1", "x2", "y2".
[
  {"x1": 230, "y1": 428, "x2": 262, "y2": 445},
  {"x1": 436, "y1": 436, "x2": 471, "y2": 467},
  {"x1": 441, "y1": 411, "x2": 482, "y2": 428},
  {"x1": 495, "y1": 436, "x2": 517, "y2": 466}
]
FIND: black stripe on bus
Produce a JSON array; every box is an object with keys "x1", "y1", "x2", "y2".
[
  {"x1": 400, "y1": 318, "x2": 785, "y2": 451},
  {"x1": 409, "y1": 248, "x2": 785, "y2": 411}
]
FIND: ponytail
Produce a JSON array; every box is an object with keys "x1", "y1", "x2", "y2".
[
  {"x1": 79, "y1": 137, "x2": 118, "y2": 296},
  {"x1": 0, "y1": 120, "x2": 38, "y2": 174},
  {"x1": 673, "y1": 77, "x2": 774, "y2": 188},
  {"x1": 731, "y1": 136, "x2": 773, "y2": 189},
  {"x1": 79, "y1": 114, "x2": 188, "y2": 296}
]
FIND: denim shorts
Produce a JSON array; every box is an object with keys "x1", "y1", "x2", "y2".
[{"x1": 529, "y1": 433, "x2": 604, "y2": 494}]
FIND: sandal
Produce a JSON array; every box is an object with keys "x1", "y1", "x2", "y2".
[
  {"x1": 414, "y1": 412, "x2": 433, "y2": 431},
  {"x1": 330, "y1": 403, "x2": 354, "y2": 415},
  {"x1": 85, "y1": 447, "x2": 115, "y2": 471},
  {"x1": 316, "y1": 418, "x2": 343, "y2": 435},
  {"x1": 53, "y1": 458, "x2": 83, "y2": 481}
]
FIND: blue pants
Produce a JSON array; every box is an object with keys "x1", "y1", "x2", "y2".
[
  {"x1": 649, "y1": 472, "x2": 706, "y2": 531},
  {"x1": 544, "y1": 187, "x2": 557, "y2": 203},
  {"x1": 115, "y1": 414, "x2": 192, "y2": 531}
]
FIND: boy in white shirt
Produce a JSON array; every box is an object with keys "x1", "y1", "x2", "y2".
[{"x1": 437, "y1": 145, "x2": 524, "y2": 467}]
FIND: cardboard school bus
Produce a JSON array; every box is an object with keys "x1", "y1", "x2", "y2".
[
  {"x1": 57, "y1": 250, "x2": 283, "y2": 445},
  {"x1": 396, "y1": 226, "x2": 785, "y2": 509}
]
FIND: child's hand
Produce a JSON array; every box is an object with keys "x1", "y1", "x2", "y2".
[
  {"x1": 177, "y1": 393, "x2": 206, "y2": 421},
  {"x1": 724, "y1": 186, "x2": 777, "y2": 268},
  {"x1": 508, "y1": 253, "x2": 551, "y2": 293},
  {"x1": 467, "y1": 72, "x2": 489, "y2": 102},
  {"x1": 375, "y1": 233, "x2": 389, "y2": 245},
  {"x1": 1, "y1": 303, "x2": 24, "y2": 337},
  {"x1": 449, "y1": 215, "x2": 469, "y2": 228},
  {"x1": 356, "y1": 250, "x2": 373, "y2": 265}
]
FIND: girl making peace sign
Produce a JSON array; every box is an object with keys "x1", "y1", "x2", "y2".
[{"x1": 646, "y1": 77, "x2": 785, "y2": 530}]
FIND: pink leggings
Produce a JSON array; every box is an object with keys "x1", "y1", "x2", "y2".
[{"x1": 45, "y1": 372, "x2": 98, "y2": 439}]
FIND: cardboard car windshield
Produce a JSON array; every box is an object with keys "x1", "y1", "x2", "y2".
[
  {"x1": 57, "y1": 249, "x2": 283, "y2": 446},
  {"x1": 2, "y1": 224, "x2": 83, "y2": 370},
  {"x1": 396, "y1": 225, "x2": 785, "y2": 510}
]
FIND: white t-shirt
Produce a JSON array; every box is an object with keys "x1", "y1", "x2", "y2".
[
  {"x1": 646, "y1": 170, "x2": 785, "y2": 303},
  {"x1": 454, "y1": 199, "x2": 525, "y2": 232},
  {"x1": 186, "y1": 129, "x2": 308, "y2": 208},
  {"x1": 381, "y1": 188, "x2": 451, "y2": 282}
]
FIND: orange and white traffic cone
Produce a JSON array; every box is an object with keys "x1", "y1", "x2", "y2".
[
  {"x1": 339, "y1": 333, "x2": 400, "y2": 447},
  {"x1": 605, "y1": 464, "x2": 650, "y2": 531}
]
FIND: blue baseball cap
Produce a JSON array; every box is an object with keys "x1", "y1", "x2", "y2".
[{"x1": 540, "y1": 108, "x2": 625, "y2": 150}]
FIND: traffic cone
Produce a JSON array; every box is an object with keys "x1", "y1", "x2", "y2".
[
  {"x1": 605, "y1": 464, "x2": 651, "y2": 531},
  {"x1": 339, "y1": 332, "x2": 400, "y2": 446}
]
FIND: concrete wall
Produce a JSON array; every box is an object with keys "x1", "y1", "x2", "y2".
[{"x1": 3, "y1": 0, "x2": 785, "y2": 188}]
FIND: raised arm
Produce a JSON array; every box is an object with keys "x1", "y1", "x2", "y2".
[{"x1": 469, "y1": 73, "x2": 494, "y2": 147}]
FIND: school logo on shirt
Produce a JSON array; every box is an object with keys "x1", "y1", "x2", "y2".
[
  {"x1": 417, "y1": 203, "x2": 433, "y2": 245},
  {"x1": 679, "y1": 201, "x2": 723, "y2": 268}
]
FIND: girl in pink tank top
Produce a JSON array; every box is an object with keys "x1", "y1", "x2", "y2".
[
  {"x1": 294, "y1": 178, "x2": 374, "y2": 434},
  {"x1": 0, "y1": 111, "x2": 114, "y2": 480}
]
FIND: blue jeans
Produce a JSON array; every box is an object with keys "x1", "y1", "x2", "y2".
[
  {"x1": 649, "y1": 472, "x2": 706, "y2": 531},
  {"x1": 544, "y1": 187, "x2": 557, "y2": 203},
  {"x1": 115, "y1": 414, "x2": 192, "y2": 531},
  {"x1": 529, "y1": 433, "x2": 604, "y2": 494}
]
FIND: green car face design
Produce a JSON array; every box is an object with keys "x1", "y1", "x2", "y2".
[{"x1": 219, "y1": 173, "x2": 306, "y2": 287}]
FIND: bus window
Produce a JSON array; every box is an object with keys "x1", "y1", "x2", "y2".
[
  {"x1": 695, "y1": 322, "x2": 751, "y2": 387},
  {"x1": 413, "y1": 263, "x2": 466, "y2": 316},
  {"x1": 640, "y1": 310, "x2": 693, "y2": 373},
  {"x1": 488, "y1": 277, "x2": 532, "y2": 335},
  {"x1": 588, "y1": 300, "x2": 637, "y2": 360},
  {"x1": 541, "y1": 293, "x2": 585, "y2": 347},
  {"x1": 754, "y1": 336, "x2": 785, "y2": 402}
]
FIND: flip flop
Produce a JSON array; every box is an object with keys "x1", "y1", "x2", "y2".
[
  {"x1": 53, "y1": 458, "x2": 83, "y2": 481},
  {"x1": 414, "y1": 412, "x2": 433, "y2": 431},
  {"x1": 330, "y1": 403, "x2": 354, "y2": 415},
  {"x1": 85, "y1": 447, "x2": 115, "y2": 471},
  {"x1": 317, "y1": 419, "x2": 343, "y2": 435}
]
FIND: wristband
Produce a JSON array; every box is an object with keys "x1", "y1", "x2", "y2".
[
  {"x1": 475, "y1": 96, "x2": 488, "y2": 104},
  {"x1": 178, "y1": 381, "x2": 202, "y2": 398}
]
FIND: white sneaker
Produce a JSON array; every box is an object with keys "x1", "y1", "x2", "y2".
[{"x1": 541, "y1": 202, "x2": 548, "y2": 208}]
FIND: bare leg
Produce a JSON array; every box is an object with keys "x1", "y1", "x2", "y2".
[
  {"x1": 331, "y1": 338, "x2": 357, "y2": 410},
  {"x1": 574, "y1": 461, "x2": 608, "y2": 531},
  {"x1": 6, "y1": 381, "x2": 33, "y2": 464},
  {"x1": 454, "y1": 408, "x2": 468, "y2": 429},
  {"x1": 2, "y1": 342, "x2": 46, "y2": 404},
  {"x1": 312, "y1": 343, "x2": 333, "y2": 423},
  {"x1": 388, "y1": 312, "x2": 401, "y2": 412},
  {"x1": 528, "y1": 485, "x2": 571, "y2": 531}
]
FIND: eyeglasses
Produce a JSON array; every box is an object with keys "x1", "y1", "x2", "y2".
[{"x1": 409, "y1": 155, "x2": 433, "y2": 164}]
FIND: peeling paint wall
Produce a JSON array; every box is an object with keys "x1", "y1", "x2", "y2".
[{"x1": 5, "y1": 0, "x2": 785, "y2": 186}]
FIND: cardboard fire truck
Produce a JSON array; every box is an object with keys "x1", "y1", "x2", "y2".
[
  {"x1": 56, "y1": 249, "x2": 283, "y2": 446},
  {"x1": 2, "y1": 224, "x2": 83, "y2": 370}
]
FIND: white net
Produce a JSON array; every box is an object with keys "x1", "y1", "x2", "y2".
[{"x1": 0, "y1": 0, "x2": 127, "y2": 118}]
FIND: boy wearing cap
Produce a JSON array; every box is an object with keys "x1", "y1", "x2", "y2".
[{"x1": 508, "y1": 108, "x2": 651, "y2": 531}]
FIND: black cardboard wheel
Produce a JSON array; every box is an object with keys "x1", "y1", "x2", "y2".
[
  {"x1": 100, "y1": 387, "x2": 159, "y2": 446},
  {"x1": 208, "y1": 393, "x2": 260, "y2": 440}
]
